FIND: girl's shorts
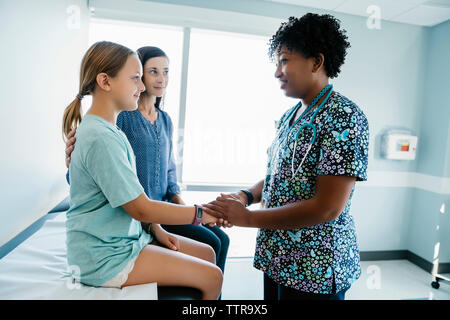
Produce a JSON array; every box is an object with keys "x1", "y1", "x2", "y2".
[{"x1": 100, "y1": 256, "x2": 138, "y2": 289}]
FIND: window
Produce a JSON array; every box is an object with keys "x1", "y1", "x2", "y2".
[{"x1": 182, "y1": 28, "x2": 297, "y2": 186}]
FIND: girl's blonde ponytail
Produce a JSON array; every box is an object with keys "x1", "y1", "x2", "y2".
[{"x1": 62, "y1": 95, "x2": 82, "y2": 141}]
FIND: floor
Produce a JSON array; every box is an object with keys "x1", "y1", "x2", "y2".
[
  {"x1": 220, "y1": 258, "x2": 450, "y2": 300},
  {"x1": 216, "y1": 225, "x2": 450, "y2": 300}
]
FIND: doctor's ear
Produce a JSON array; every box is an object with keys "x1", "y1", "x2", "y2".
[
  {"x1": 96, "y1": 72, "x2": 111, "y2": 91},
  {"x1": 312, "y1": 53, "x2": 325, "y2": 73}
]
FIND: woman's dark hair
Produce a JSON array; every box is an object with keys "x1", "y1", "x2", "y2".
[
  {"x1": 137, "y1": 46, "x2": 169, "y2": 109},
  {"x1": 268, "y1": 13, "x2": 350, "y2": 79}
]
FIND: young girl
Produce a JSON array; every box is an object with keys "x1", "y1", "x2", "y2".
[{"x1": 62, "y1": 41, "x2": 223, "y2": 299}]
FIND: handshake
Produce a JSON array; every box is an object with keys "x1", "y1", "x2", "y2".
[{"x1": 199, "y1": 191, "x2": 251, "y2": 228}]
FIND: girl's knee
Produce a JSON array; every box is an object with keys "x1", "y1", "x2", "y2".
[
  {"x1": 191, "y1": 240, "x2": 216, "y2": 264},
  {"x1": 203, "y1": 244, "x2": 216, "y2": 265},
  {"x1": 204, "y1": 265, "x2": 223, "y2": 298},
  {"x1": 213, "y1": 265, "x2": 224, "y2": 297}
]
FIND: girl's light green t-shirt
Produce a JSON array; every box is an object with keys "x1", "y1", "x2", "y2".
[{"x1": 66, "y1": 114, "x2": 151, "y2": 287}]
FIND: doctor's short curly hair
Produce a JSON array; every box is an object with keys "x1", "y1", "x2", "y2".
[{"x1": 268, "y1": 13, "x2": 351, "y2": 79}]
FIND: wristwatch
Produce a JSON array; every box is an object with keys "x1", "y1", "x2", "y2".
[
  {"x1": 240, "y1": 189, "x2": 254, "y2": 207},
  {"x1": 193, "y1": 204, "x2": 203, "y2": 226}
]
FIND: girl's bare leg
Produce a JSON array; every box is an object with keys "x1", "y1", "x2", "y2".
[
  {"x1": 154, "y1": 234, "x2": 217, "y2": 265},
  {"x1": 122, "y1": 236, "x2": 223, "y2": 300}
]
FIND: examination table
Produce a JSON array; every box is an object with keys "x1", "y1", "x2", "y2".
[{"x1": 0, "y1": 197, "x2": 202, "y2": 300}]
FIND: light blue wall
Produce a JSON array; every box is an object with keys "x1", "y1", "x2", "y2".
[
  {"x1": 441, "y1": 114, "x2": 450, "y2": 262},
  {"x1": 437, "y1": 194, "x2": 450, "y2": 263},
  {"x1": 351, "y1": 186, "x2": 413, "y2": 251},
  {"x1": 416, "y1": 19, "x2": 450, "y2": 178},
  {"x1": 334, "y1": 16, "x2": 427, "y2": 174},
  {"x1": 407, "y1": 189, "x2": 442, "y2": 262},
  {"x1": 408, "y1": 20, "x2": 450, "y2": 263}
]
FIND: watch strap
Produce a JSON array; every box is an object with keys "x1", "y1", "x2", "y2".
[
  {"x1": 193, "y1": 205, "x2": 203, "y2": 225},
  {"x1": 240, "y1": 189, "x2": 254, "y2": 207}
]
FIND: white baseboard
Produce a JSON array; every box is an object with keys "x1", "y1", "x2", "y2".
[{"x1": 360, "y1": 171, "x2": 450, "y2": 195}]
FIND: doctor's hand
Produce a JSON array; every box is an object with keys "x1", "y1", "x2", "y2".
[
  {"x1": 203, "y1": 194, "x2": 251, "y2": 227},
  {"x1": 65, "y1": 127, "x2": 77, "y2": 168}
]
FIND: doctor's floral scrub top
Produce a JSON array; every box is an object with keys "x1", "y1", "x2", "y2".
[{"x1": 254, "y1": 90, "x2": 369, "y2": 294}]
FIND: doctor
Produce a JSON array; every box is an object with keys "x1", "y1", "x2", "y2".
[{"x1": 204, "y1": 13, "x2": 369, "y2": 300}]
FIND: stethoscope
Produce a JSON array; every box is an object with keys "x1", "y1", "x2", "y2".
[{"x1": 271, "y1": 84, "x2": 334, "y2": 179}]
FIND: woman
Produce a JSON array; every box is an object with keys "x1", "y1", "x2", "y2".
[
  {"x1": 62, "y1": 41, "x2": 223, "y2": 299},
  {"x1": 204, "y1": 13, "x2": 369, "y2": 300},
  {"x1": 65, "y1": 46, "x2": 230, "y2": 278}
]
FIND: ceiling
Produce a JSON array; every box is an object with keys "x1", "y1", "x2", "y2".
[{"x1": 266, "y1": 0, "x2": 450, "y2": 26}]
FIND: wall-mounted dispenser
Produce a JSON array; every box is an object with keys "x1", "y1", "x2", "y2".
[{"x1": 380, "y1": 128, "x2": 418, "y2": 160}]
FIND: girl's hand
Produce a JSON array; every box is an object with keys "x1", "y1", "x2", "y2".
[
  {"x1": 202, "y1": 205, "x2": 234, "y2": 228},
  {"x1": 201, "y1": 211, "x2": 222, "y2": 226},
  {"x1": 151, "y1": 224, "x2": 179, "y2": 251},
  {"x1": 65, "y1": 127, "x2": 77, "y2": 168}
]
